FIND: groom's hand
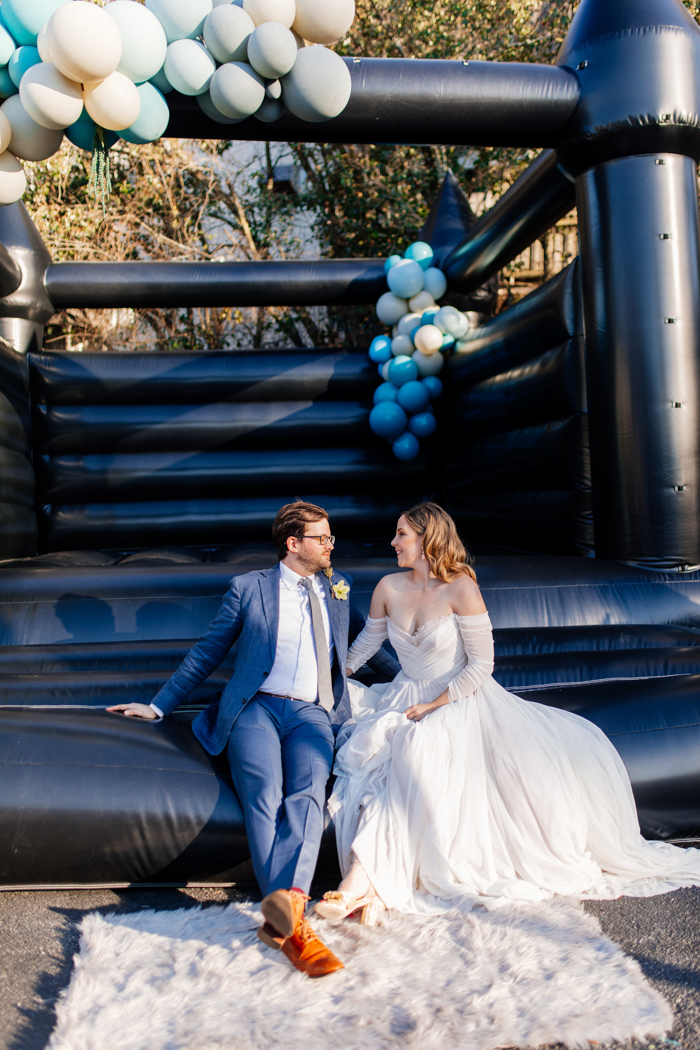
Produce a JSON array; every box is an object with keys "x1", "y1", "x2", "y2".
[{"x1": 106, "y1": 703, "x2": 158, "y2": 719}]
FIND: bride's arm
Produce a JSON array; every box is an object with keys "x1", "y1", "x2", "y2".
[
  {"x1": 405, "y1": 577, "x2": 492, "y2": 722},
  {"x1": 345, "y1": 578, "x2": 390, "y2": 675}
]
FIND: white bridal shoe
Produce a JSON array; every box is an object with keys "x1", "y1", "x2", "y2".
[{"x1": 314, "y1": 890, "x2": 385, "y2": 926}]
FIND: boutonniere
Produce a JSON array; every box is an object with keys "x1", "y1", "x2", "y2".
[
  {"x1": 331, "y1": 580, "x2": 350, "y2": 600},
  {"x1": 323, "y1": 567, "x2": 334, "y2": 580}
]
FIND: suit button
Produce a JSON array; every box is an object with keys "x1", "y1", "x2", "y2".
[
  {"x1": 262, "y1": 671, "x2": 269, "y2": 677},
  {"x1": 241, "y1": 698, "x2": 247, "y2": 704}
]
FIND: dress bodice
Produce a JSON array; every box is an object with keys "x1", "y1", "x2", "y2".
[{"x1": 387, "y1": 613, "x2": 468, "y2": 683}]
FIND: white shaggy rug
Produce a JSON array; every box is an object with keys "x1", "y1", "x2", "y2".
[{"x1": 47, "y1": 899, "x2": 672, "y2": 1050}]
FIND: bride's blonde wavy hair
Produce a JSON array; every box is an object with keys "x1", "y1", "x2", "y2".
[{"x1": 402, "y1": 502, "x2": 477, "y2": 583}]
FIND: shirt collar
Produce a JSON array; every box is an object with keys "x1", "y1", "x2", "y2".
[{"x1": 279, "y1": 560, "x2": 315, "y2": 591}]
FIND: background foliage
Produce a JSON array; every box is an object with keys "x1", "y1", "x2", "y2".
[{"x1": 25, "y1": 0, "x2": 700, "y2": 352}]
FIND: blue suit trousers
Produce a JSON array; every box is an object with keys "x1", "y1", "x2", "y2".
[{"x1": 225, "y1": 692, "x2": 335, "y2": 897}]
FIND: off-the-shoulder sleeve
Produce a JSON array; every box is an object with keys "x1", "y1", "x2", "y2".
[
  {"x1": 447, "y1": 613, "x2": 494, "y2": 703},
  {"x1": 346, "y1": 616, "x2": 389, "y2": 674}
]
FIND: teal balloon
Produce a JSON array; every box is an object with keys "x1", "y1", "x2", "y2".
[
  {"x1": 8, "y1": 45, "x2": 39, "y2": 88},
  {"x1": 397, "y1": 380, "x2": 429, "y2": 415},
  {"x1": 373, "y1": 382, "x2": 398, "y2": 405},
  {"x1": 421, "y1": 376, "x2": 443, "y2": 401},
  {"x1": 368, "y1": 334, "x2": 392, "y2": 364},
  {"x1": 66, "y1": 113, "x2": 117, "y2": 152},
  {"x1": 2, "y1": 0, "x2": 69, "y2": 45},
  {"x1": 421, "y1": 307, "x2": 439, "y2": 327},
  {"x1": 0, "y1": 12, "x2": 16, "y2": 66},
  {"x1": 441, "y1": 333, "x2": 455, "y2": 350},
  {"x1": 408, "y1": 412, "x2": 437, "y2": 439},
  {"x1": 387, "y1": 355, "x2": 419, "y2": 387},
  {"x1": 150, "y1": 65, "x2": 173, "y2": 95},
  {"x1": 0, "y1": 64, "x2": 16, "y2": 97},
  {"x1": 369, "y1": 401, "x2": 408, "y2": 440},
  {"x1": 119, "y1": 83, "x2": 169, "y2": 144},
  {"x1": 393, "y1": 431, "x2": 420, "y2": 460},
  {"x1": 383, "y1": 253, "x2": 401, "y2": 274},
  {"x1": 404, "y1": 240, "x2": 433, "y2": 271}
]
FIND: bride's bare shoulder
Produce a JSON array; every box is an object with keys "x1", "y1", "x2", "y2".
[
  {"x1": 375, "y1": 572, "x2": 411, "y2": 593},
  {"x1": 448, "y1": 574, "x2": 488, "y2": 615}
]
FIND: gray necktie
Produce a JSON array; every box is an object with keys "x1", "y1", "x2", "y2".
[{"x1": 300, "y1": 577, "x2": 334, "y2": 713}]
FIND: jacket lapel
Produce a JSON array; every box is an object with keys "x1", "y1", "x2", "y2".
[
  {"x1": 318, "y1": 570, "x2": 347, "y2": 660},
  {"x1": 258, "y1": 565, "x2": 280, "y2": 664}
]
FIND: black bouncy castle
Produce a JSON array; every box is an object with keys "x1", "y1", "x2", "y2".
[{"x1": 2, "y1": 0, "x2": 700, "y2": 889}]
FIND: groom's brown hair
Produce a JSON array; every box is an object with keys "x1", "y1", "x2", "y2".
[{"x1": 272, "y1": 500, "x2": 330, "y2": 560}]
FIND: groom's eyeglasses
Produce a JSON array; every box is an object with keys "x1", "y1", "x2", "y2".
[{"x1": 304, "y1": 534, "x2": 336, "y2": 546}]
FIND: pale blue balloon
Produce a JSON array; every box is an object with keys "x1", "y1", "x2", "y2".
[
  {"x1": 404, "y1": 240, "x2": 433, "y2": 271},
  {"x1": 408, "y1": 412, "x2": 437, "y2": 439},
  {"x1": 145, "y1": 0, "x2": 212, "y2": 44},
  {"x1": 119, "y1": 83, "x2": 170, "y2": 144},
  {"x1": 393, "y1": 431, "x2": 420, "y2": 461},
  {"x1": 373, "y1": 382, "x2": 398, "y2": 405},
  {"x1": 383, "y1": 254, "x2": 401, "y2": 274},
  {"x1": 369, "y1": 401, "x2": 408, "y2": 441},
  {"x1": 0, "y1": 64, "x2": 16, "y2": 97},
  {"x1": 8, "y1": 45, "x2": 39, "y2": 88},
  {"x1": 2, "y1": 0, "x2": 69, "y2": 45},
  {"x1": 150, "y1": 64, "x2": 173, "y2": 95},
  {"x1": 0, "y1": 12, "x2": 16, "y2": 66},
  {"x1": 386, "y1": 258, "x2": 424, "y2": 299}
]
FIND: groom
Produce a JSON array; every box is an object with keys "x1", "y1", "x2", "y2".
[{"x1": 107, "y1": 500, "x2": 399, "y2": 978}]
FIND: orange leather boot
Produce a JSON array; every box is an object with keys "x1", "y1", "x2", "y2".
[
  {"x1": 258, "y1": 888, "x2": 344, "y2": 977},
  {"x1": 280, "y1": 915, "x2": 345, "y2": 977}
]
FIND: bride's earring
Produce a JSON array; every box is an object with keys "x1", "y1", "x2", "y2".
[{"x1": 421, "y1": 547, "x2": 425, "y2": 560}]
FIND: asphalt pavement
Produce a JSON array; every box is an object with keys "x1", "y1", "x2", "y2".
[{"x1": 0, "y1": 881, "x2": 699, "y2": 1050}]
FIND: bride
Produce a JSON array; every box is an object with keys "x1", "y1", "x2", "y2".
[{"x1": 315, "y1": 501, "x2": 700, "y2": 923}]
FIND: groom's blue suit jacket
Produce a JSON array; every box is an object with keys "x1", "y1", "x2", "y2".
[{"x1": 151, "y1": 563, "x2": 399, "y2": 755}]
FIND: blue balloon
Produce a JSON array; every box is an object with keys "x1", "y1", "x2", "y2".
[
  {"x1": 409, "y1": 326, "x2": 420, "y2": 344},
  {"x1": 397, "y1": 379, "x2": 429, "y2": 415},
  {"x1": 119, "y1": 83, "x2": 170, "y2": 144},
  {"x1": 369, "y1": 401, "x2": 408, "y2": 440},
  {"x1": 0, "y1": 65, "x2": 16, "y2": 98},
  {"x1": 387, "y1": 355, "x2": 419, "y2": 387},
  {"x1": 383, "y1": 254, "x2": 402, "y2": 274},
  {"x1": 421, "y1": 376, "x2": 443, "y2": 401},
  {"x1": 393, "y1": 431, "x2": 421, "y2": 460},
  {"x1": 404, "y1": 240, "x2": 434, "y2": 271},
  {"x1": 66, "y1": 112, "x2": 118, "y2": 151},
  {"x1": 2, "y1": 0, "x2": 68, "y2": 46},
  {"x1": 373, "y1": 382, "x2": 399, "y2": 405},
  {"x1": 408, "y1": 412, "x2": 437, "y2": 438},
  {"x1": 368, "y1": 334, "x2": 392, "y2": 364},
  {"x1": 421, "y1": 307, "x2": 439, "y2": 327},
  {"x1": 8, "y1": 45, "x2": 39, "y2": 88}
]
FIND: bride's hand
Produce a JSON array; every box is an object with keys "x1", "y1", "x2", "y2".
[{"x1": 405, "y1": 703, "x2": 435, "y2": 722}]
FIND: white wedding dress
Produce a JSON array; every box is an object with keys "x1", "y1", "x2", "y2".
[{"x1": 328, "y1": 612, "x2": 700, "y2": 914}]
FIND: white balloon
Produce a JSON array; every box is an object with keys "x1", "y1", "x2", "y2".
[
  {"x1": 376, "y1": 291, "x2": 407, "y2": 326},
  {"x1": 291, "y1": 28, "x2": 305, "y2": 47},
  {"x1": 0, "y1": 112, "x2": 11, "y2": 153},
  {"x1": 413, "y1": 324, "x2": 443, "y2": 355},
  {"x1": 83, "y1": 70, "x2": 141, "y2": 131},
  {"x1": 19, "y1": 62, "x2": 82, "y2": 130},
  {"x1": 391, "y1": 334, "x2": 413, "y2": 357},
  {"x1": 242, "y1": 0, "x2": 295, "y2": 27},
  {"x1": 1, "y1": 96, "x2": 62, "y2": 159},
  {"x1": 408, "y1": 290, "x2": 435, "y2": 313},
  {"x1": 254, "y1": 95, "x2": 283, "y2": 121},
  {"x1": 423, "y1": 266, "x2": 447, "y2": 300},
  {"x1": 164, "y1": 40, "x2": 215, "y2": 96},
  {"x1": 292, "y1": 0, "x2": 353, "y2": 44},
  {"x1": 209, "y1": 61, "x2": 264, "y2": 118},
  {"x1": 197, "y1": 89, "x2": 244, "y2": 124},
  {"x1": 47, "y1": 2, "x2": 122, "y2": 84},
  {"x1": 145, "y1": 0, "x2": 212, "y2": 44},
  {"x1": 106, "y1": 2, "x2": 168, "y2": 85},
  {"x1": 396, "y1": 312, "x2": 421, "y2": 336},
  {"x1": 247, "y1": 23, "x2": 296, "y2": 79},
  {"x1": 203, "y1": 5, "x2": 254, "y2": 64},
  {"x1": 36, "y1": 24, "x2": 52, "y2": 63},
  {"x1": 265, "y1": 78, "x2": 281, "y2": 99},
  {"x1": 0, "y1": 150, "x2": 25, "y2": 204},
  {"x1": 435, "y1": 304, "x2": 469, "y2": 338},
  {"x1": 412, "y1": 349, "x2": 444, "y2": 377},
  {"x1": 281, "y1": 45, "x2": 350, "y2": 122}
]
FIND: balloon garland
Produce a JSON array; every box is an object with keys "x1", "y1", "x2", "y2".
[
  {"x1": 368, "y1": 241, "x2": 469, "y2": 461},
  {"x1": 0, "y1": 0, "x2": 356, "y2": 205}
]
